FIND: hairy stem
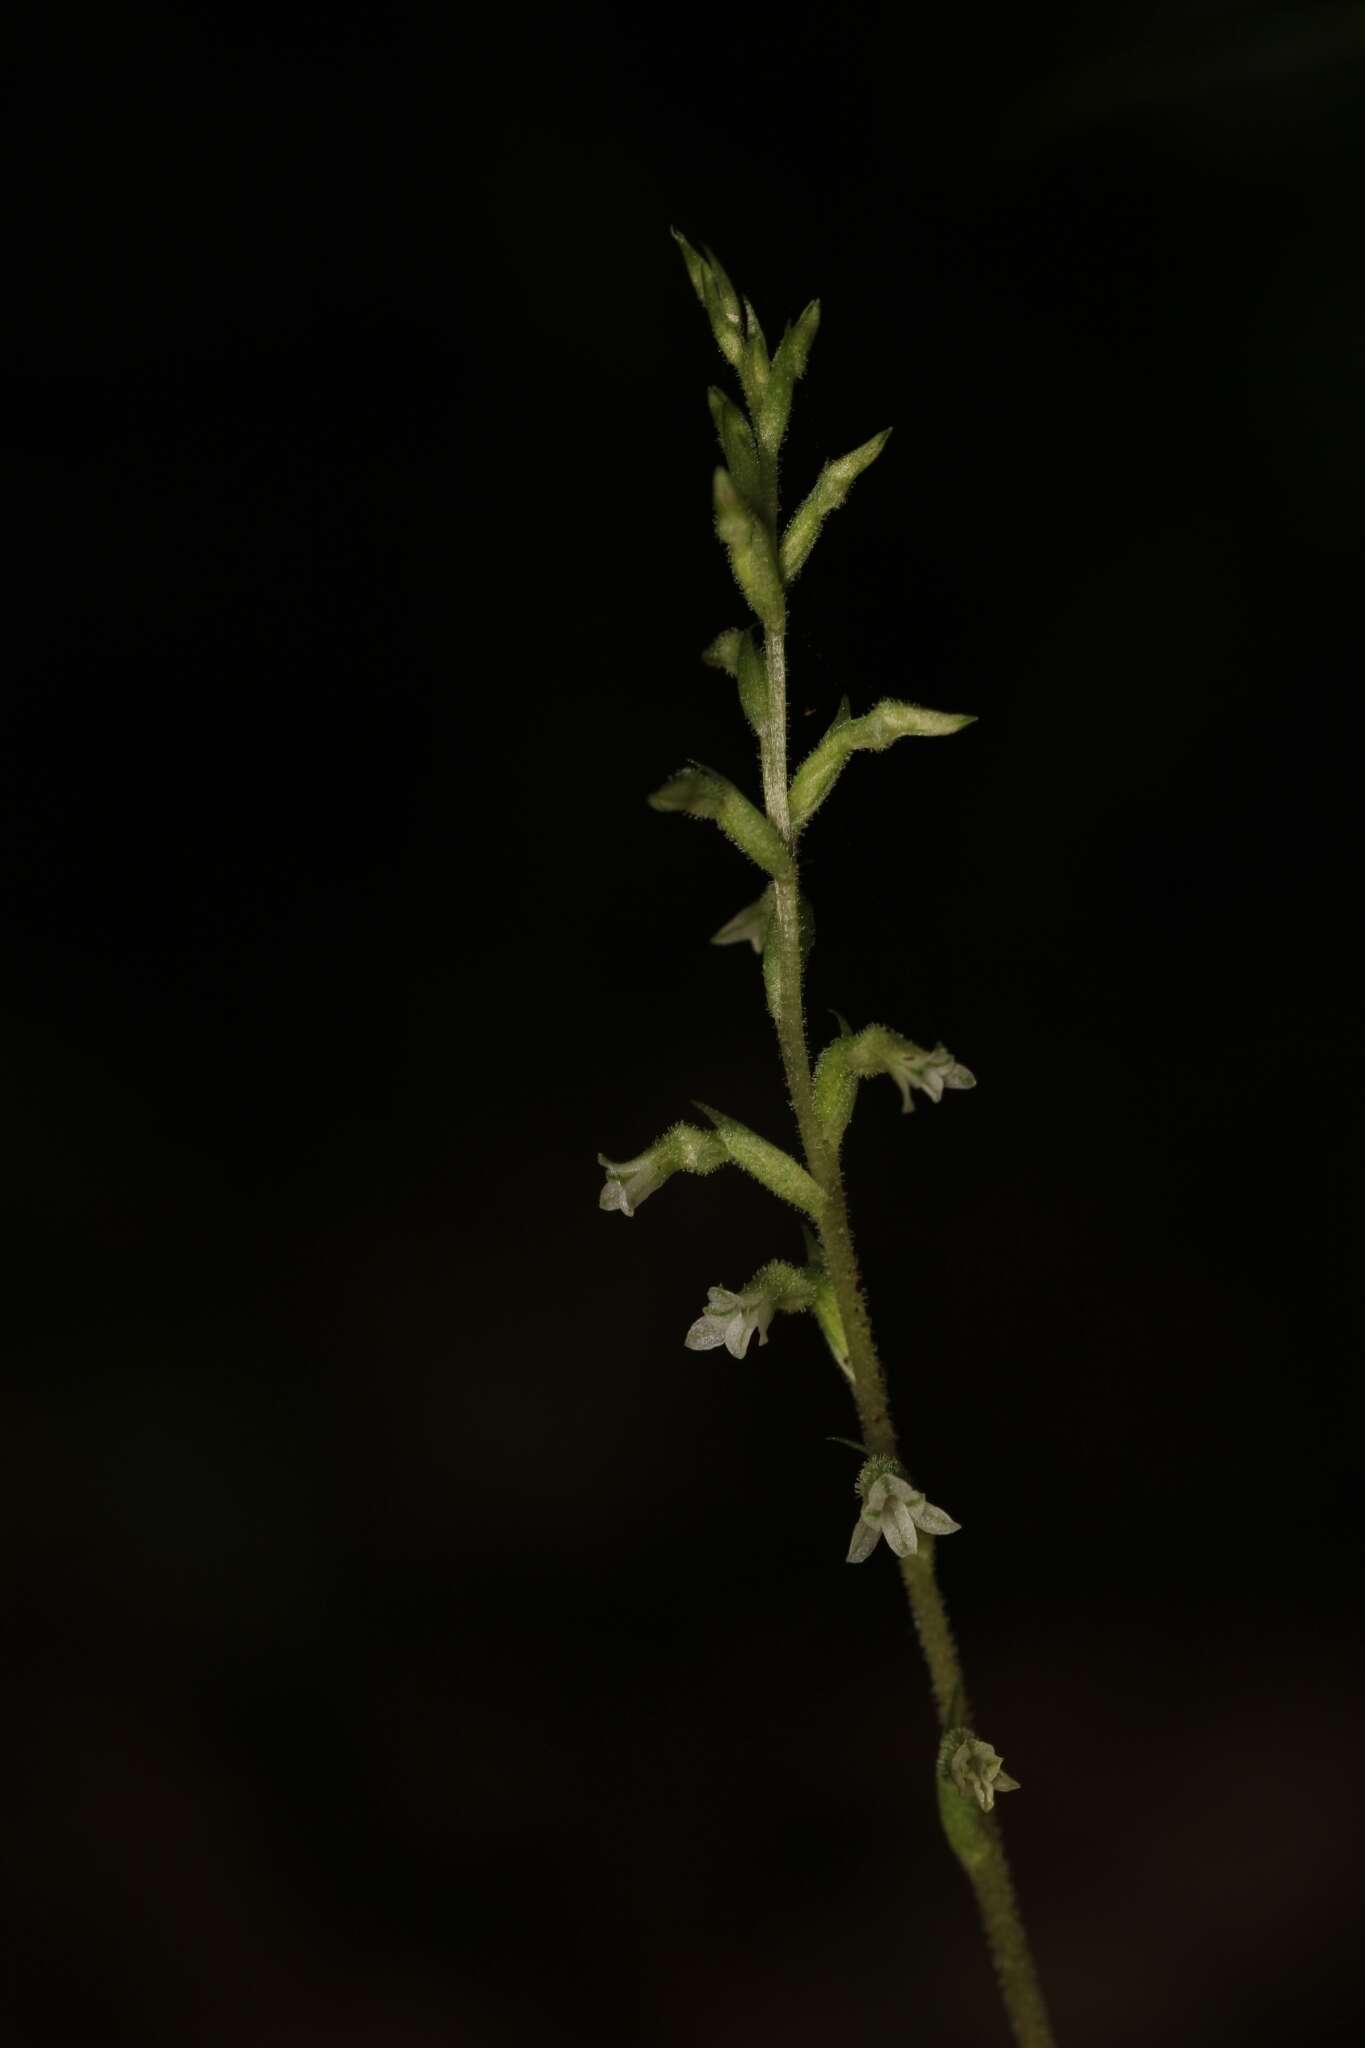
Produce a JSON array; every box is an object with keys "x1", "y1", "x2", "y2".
[{"x1": 758, "y1": 623, "x2": 1056, "y2": 2048}]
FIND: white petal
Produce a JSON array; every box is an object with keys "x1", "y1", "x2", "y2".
[
  {"x1": 724, "y1": 1314, "x2": 754, "y2": 1360},
  {"x1": 846, "y1": 1515, "x2": 881, "y2": 1563},
  {"x1": 944, "y1": 1063, "x2": 976, "y2": 1092},
  {"x1": 883, "y1": 1474, "x2": 916, "y2": 1504},
  {"x1": 862, "y1": 1476, "x2": 889, "y2": 1517},
  {"x1": 684, "y1": 1316, "x2": 728, "y2": 1351},
  {"x1": 911, "y1": 1501, "x2": 961, "y2": 1535},
  {"x1": 884, "y1": 1500, "x2": 919, "y2": 1556}
]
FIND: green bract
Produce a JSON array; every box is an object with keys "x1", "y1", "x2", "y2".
[
  {"x1": 648, "y1": 764, "x2": 792, "y2": 879},
  {"x1": 789, "y1": 697, "x2": 978, "y2": 832}
]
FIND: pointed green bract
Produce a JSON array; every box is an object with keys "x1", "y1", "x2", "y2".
[
  {"x1": 813, "y1": 1029, "x2": 858, "y2": 1149},
  {"x1": 694, "y1": 1102, "x2": 826, "y2": 1221},
  {"x1": 787, "y1": 695, "x2": 853, "y2": 830},
  {"x1": 759, "y1": 298, "x2": 820, "y2": 453},
  {"x1": 713, "y1": 467, "x2": 786, "y2": 633},
  {"x1": 780, "y1": 427, "x2": 892, "y2": 585},
  {"x1": 707, "y1": 386, "x2": 764, "y2": 512},
  {"x1": 788, "y1": 695, "x2": 977, "y2": 831},
  {"x1": 740, "y1": 297, "x2": 771, "y2": 415},
  {"x1": 672, "y1": 227, "x2": 745, "y2": 369},
  {"x1": 648, "y1": 763, "x2": 793, "y2": 879}
]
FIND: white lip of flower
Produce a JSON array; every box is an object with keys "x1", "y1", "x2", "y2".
[
  {"x1": 597, "y1": 1151, "x2": 664, "y2": 1217},
  {"x1": 846, "y1": 1468, "x2": 961, "y2": 1563},
  {"x1": 683, "y1": 1284, "x2": 776, "y2": 1360},
  {"x1": 887, "y1": 1042, "x2": 976, "y2": 1116}
]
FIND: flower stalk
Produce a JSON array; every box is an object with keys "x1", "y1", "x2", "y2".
[{"x1": 598, "y1": 232, "x2": 1057, "y2": 2045}]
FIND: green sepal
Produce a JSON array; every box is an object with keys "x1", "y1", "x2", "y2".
[
  {"x1": 708, "y1": 387, "x2": 763, "y2": 511},
  {"x1": 750, "y1": 1256, "x2": 820, "y2": 1314},
  {"x1": 738, "y1": 297, "x2": 771, "y2": 418},
  {"x1": 672, "y1": 227, "x2": 744, "y2": 370},
  {"x1": 812, "y1": 1026, "x2": 858, "y2": 1150},
  {"x1": 694, "y1": 1102, "x2": 826, "y2": 1222},
  {"x1": 758, "y1": 298, "x2": 820, "y2": 453},
  {"x1": 648, "y1": 764, "x2": 793, "y2": 880},
  {"x1": 780, "y1": 427, "x2": 892, "y2": 586},
  {"x1": 787, "y1": 695, "x2": 853, "y2": 831},
  {"x1": 701, "y1": 629, "x2": 743, "y2": 677},
  {"x1": 735, "y1": 629, "x2": 769, "y2": 733},
  {"x1": 702, "y1": 626, "x2": 768, "y2": 731},
  {"x1": 710, "y1": 887, "x2": 772, "y2": 953},
  {"x1": 788, "y1": 695, "x2": 977, "y2": 833},
  {"x1": 713, "y1": 467, "x2": 786, "y2": 634}
]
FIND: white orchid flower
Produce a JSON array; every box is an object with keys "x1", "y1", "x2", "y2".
[
  {"x1": 683, "y1": 1282, "x2": 777, "y2": 1359},
  {"x1": 884, "y1": 1040, "x2": 976, "y2": 1116},
  {"x1": 596, "y1": 1150, "x2": 665, "y2": 1217},
  {"x1": 847, "y1": 1457, "x2": 961, "y2": 1562}
]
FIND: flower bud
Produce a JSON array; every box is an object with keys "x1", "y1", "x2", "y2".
[
  {"x1": 780, "y1": 428, "x2": 891, "y2": 586},
  {"x1": 713, "y1": 468, "x2": 786, "y2": 635},
  {"x1": 648, "y1": 763, "x2": 793, "y2": 880}
]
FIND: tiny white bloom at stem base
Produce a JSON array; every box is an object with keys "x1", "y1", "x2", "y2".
[
  {"x1": 949, "y1": 1736, "x2": 1021, "y2": 1812},
  {"x1": 846, "y1": 1457, "x2": 961, "y2": 1563},
  {"x1": 684, "y1": 1283, "x2": 776, "y2": 1359},
  {"x1": 596, "y1": 1151, "x2": 664, "y2": 1217}
]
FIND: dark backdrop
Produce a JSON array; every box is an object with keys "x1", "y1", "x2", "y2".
[{"x1": 4, "y1": 5, "x2": 1361, "y2": 2043}]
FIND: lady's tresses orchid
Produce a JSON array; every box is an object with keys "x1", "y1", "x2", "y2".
[
  {"x1": 882, "y1": 1038, "x2": 977, "y2": 1116},
  {"x1": 684, "y1": 1283, "x2": 776, "y2": 1359},
  {"x1": 847, "y1": 1454, "x2": 961, "y2": 1563}
]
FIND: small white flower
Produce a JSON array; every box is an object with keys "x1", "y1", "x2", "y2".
[
  {"x1": 597, "y1": 1150, "x2": 664, "y2": 1217},
  {"x1": 949, "y1": 1736, "x2": 1020, "y2": 1812},
  {"x1": 886, "y1": 1040, "x2": 976, "y2": 1116},
  {"x1": 684, "y1": 1283, "x2": 776, "y2": 1360},
  {"x1": 846, "y1": 1458, "x2": 961, "y2": 1563}
]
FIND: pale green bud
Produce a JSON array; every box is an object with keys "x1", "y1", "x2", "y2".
[
  {"x1": 707, "y1": 387, "x2": 763, "y2": 511},
  {"x1": 648, "y1": 763, "x2": 793, "y2": 880},
  {"x1": 699, "y1": 627, "x2": 768, "y2": 733},
  {"x1": 758, "y1": 298, "x2": 820, "y2": 453},
  {"x1": 788, "y1": 695, "x2": 977, "y2": 833},
  {"x1": 694, "y1": 1102, "x2": 826, "y2": 1222},
  {"x1": 700, "y1": 628, "x2": 743, "y2": 678},
  {"x1": 710, "y1": 889, "x2": 772, "y2": 953},
  {"x1": 671, "y1": 227, "x2": 744, "y2": 369},
  {"x1": 780, "y1": 427, "x2": 892, "y2": 586},
  {"x1": 713, "y1": 467, "x2": 786, "y2": 634}
]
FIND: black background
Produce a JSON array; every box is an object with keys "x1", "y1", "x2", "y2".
[{"x1": 5, "y1": 5, "x2": 1362, "y2": 2043}]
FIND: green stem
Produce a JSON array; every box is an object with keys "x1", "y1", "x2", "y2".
[{"x1": 758, "y1": 622, "x2": 1056, "y2": 2048}]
